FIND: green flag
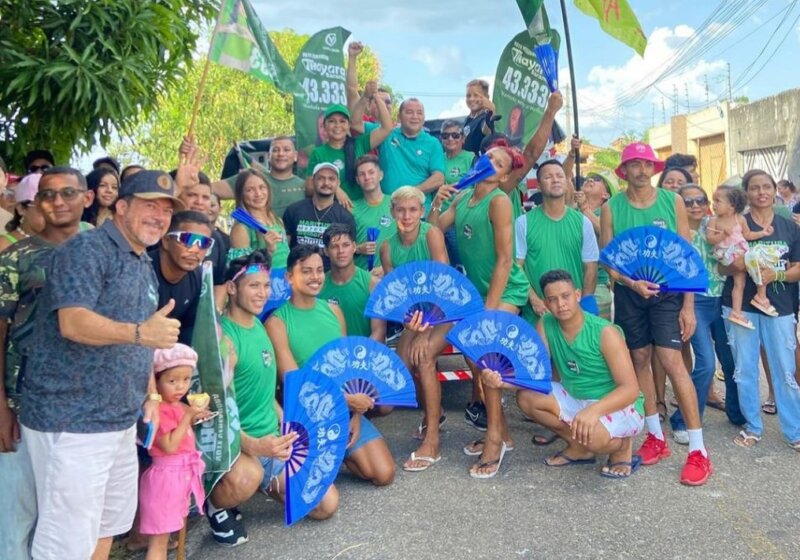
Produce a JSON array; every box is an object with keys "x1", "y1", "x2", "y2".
[
  {"x1": 192, "y1": 262, "x2": 241, "y2": 493},
  {"x1": 492, "y1": 29, "x2": 560, "y2": 147},
  {"x1": 292, "y1": 27, "x2": 351, "y2": 176},
  {"x1": 573, "y1": 0, "x2": 647, "y2": 56},
  {"x1": 515, "y1": 0, "x2": 547, "y2": 38},
  {"x1": 209, "y1": 0, "x2": 301, "y2": 94}
]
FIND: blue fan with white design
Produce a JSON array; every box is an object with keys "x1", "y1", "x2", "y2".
[
  {"x1": 258, "y1": 268, "x2": 292, "y2": 322},
  {"x1": 455, "y1": 154, "x2": 496, "y2": 190},
  {"x1": 365, "y1": 261, "x2": 484, "y2": 325},
  {"x1": 305, "y1": 336, "x2": 417, "y2": 408},
  {"x1": 446, "y1": 310, "x2": 552, "y2": 394},
  {"x1": 282, "y1": 368, "x2": 349, "y2": 526},
  {"x1": 600, "y1": 226, "x2": 709, "y2": 293}
]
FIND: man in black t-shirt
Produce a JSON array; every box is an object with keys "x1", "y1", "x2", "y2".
[
  {"x1": 721, "y1": 170, "x2": 800, "y2": 451},
  {"x1": 283, "y1": 162, "x2": 356, "y2": 270},
  {"x1": 149, "y1": 211, "x2": 215, "y2": 344}
]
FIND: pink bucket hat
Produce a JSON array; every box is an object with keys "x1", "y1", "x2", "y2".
[
  {"x1": 15, "y1": 174, "x2": 41, "y2": 203},
  {"x1": 153, "y1": 343, "x2": 198, "y2": 375},
  {"x1": 615, "y1": 142, "x2": 665, "y2": 179}
]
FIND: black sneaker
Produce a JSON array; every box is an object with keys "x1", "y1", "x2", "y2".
[
  {"x1": 464, "y1": 401, "x2": 487, "y2": 431},
  {"x1": 207, "y1": 507, "x2": 248, "y2": 547}
]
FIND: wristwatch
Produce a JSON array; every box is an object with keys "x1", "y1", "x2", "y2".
[{"x1": 146, "y1": 393, "x2": 162, "y2": 403}]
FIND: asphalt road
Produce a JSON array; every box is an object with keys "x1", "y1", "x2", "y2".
[{"x1": 141, "y1": 374, "x2": 799, "y2": 560}]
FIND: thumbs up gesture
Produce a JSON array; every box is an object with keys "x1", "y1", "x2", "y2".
[{"x1": 138, "y1": 299, "x2": 181, "y2": 348}]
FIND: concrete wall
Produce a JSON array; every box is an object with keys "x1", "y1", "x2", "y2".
[{"x1": 729, "y1": 88, "x2": 800, "y2": 181}]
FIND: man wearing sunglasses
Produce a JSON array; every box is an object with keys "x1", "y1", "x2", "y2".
[
  {"x1": 0, "y1": 166, "x2": 93, "y2": 559},
  {"x1": 22, "y1": 149, "x2": 55, "y2": 175},
  {"x1": 149, "y1": 211, "x2": 215, "y2": 344}
]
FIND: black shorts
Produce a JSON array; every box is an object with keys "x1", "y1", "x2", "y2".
[{"x1": 613, "y1": 285, "x2": 684, "y2": 350}]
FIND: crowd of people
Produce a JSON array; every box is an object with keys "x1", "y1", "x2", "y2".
[{"x1": 1, "y1": 40, "x2": 800, "y2": 560}]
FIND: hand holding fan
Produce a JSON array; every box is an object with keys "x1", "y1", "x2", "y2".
[
  {"x1": 366, "y1": 227, "x2": 380, "y2": 271},
  {"x1": 365, "y1": 261, "x2": 484, "y2": 325},
  {"x1": 455, "y1": 154, "x2": 496, "y2": 191},
  {"x1": 446, "y1": 310, "x2": 552, "y2": 394},
  {"x1": 282, "y1": 368, "x2": 349, "y2": 526},
  {"x1": 257, "y1": 267, "x2": 292, "y2": 322},
  {"x1": 600, "y1": 226, "x2": 709, "y2": 293},
  {"x1": 231, "y1": 207, "x2": 268, "y2": 234},
  {"x1": 305, "y1": 336, "x2": 417, "y2": 408}
]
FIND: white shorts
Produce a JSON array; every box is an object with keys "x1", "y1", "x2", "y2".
[
  {"x1": 22, "y1": 425, "x2": 138, "y2": 560},
  {"x1": 551, "y1": 382, "x2": 644, "y2": 439}
]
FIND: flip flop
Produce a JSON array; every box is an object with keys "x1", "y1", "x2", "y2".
[
  {"x1": 469, "y1": 442, "x2": 508, "y2": 479},
  {"x1": 726, "y1": 314, "x2": 755, "y2": 330},
  {"x1": 733, "y1": 430, "x2": 761, "y2": 448},
  {"x1": 543, "y1": 451, "x2": 597, "y2": 467},
  {"x1": 706, "y1": 399, "x2": 726, "y2": 412},
  {"x1": 463, "y1": 438, "x2": 515, "y2": 456},
  {"x1": 750, "y1": 299, "x2": 779, "y2": 317},
  {"x1": 788, "y1": 441, "x2": 800, "y2": 452},
  {"x1": 531, "y1": 428, "x2": 559, "y2": 446},
  {"x1": 402, "y1": 452, "x2": 442, "y2": 472},
  {"x1": 411, "y1": 414, "x2": 447, "y2": 440},
  {"x1": 600, "y1": 454, "x2": 643, "y2": 479},
  {"x1": 761, "y1": 400, "x2": 777, "y2": 415}
]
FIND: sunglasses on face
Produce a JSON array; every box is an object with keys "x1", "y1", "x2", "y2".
[
  {"x1": 36, "y1": 187, "x2": 87, "y2": 202},
  {"x1": 440, "y1": 132, "x2": 462, "y2": 140},
  {"x1": 28, "y1": 165, "x2": 51, "y2": 173},
  {"x1": 683, "y1": 197, "x2": 708, "y2": 207},
  {"x1": 167, "y1": 231, "x2": 215, "y2": 250},
  {"x1": 231, "y1": 263, "x2": 269, "y2": 282}
]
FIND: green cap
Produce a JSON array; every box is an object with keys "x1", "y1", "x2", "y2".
[{"x1": 324, "y1": 104, "x2": 350, "y2": 121}]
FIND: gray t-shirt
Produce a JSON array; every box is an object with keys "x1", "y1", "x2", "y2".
[{"x1": 20, "y1": 221, "x2": 159, "y2": 433}]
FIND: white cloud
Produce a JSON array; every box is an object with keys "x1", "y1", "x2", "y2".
[{"x1": 412, "y1": 46, "x2": 470, "y2": 79}]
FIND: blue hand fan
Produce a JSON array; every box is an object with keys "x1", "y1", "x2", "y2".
[
  {"x1": 455, "y1": 154, "x2": 496, "y2": 190},
  {"x1": 534, "y1": 40, "x2": 558, "y2": 92},
  {"x1": 600, "y1": 226, "x2": 709, "y2": 293},
  {"x1": 366, "y1": 227, "x2": 380, "y2": 271},
  {"x1": 282, "y1": 367, "x2": 349, "y2": 526},
  {"x1": 231, "y1": 207, "x2": 268, "y2": 233},
  {"x1": 446, "y1": 310, "x2": 552, "y2": 394},
  {"x1": 305, "y1": 336, "x2": 417, "y2": 408},
  {"x1": 365, "y1": 261, "x2": 485, "y2": 325},
  {"x1": 258, "y1": 268, "x2": 292, "y2": 322}
]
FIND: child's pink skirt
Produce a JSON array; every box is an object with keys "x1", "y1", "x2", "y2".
[{"x1": 139, "y1": 451, "x2": 206, "y2": 535}]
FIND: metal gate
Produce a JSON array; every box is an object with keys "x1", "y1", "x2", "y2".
[{"x1": 741, "y1": 145, "x2": 788, "y2": 180}]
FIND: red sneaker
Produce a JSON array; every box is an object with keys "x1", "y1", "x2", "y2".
[
  {"x1": 636, "y1": 433, "x2": 671, "y2": 465},
  {"x1": 680, "y1": 450, "x2": 713, "y2": 486}
]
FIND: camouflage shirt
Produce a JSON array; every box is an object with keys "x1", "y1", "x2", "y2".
[{"x1": 0, "y1": 236, "x2": 57, "y2": 407}]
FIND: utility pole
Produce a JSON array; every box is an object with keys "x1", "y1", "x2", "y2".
[
  {"x1": 704, "y1": 74, "x2": 710, "y2": 107},
  {"x1": 661, "y1": 96, "x2": 666, "y2": 123},
  {"x1": 673, "y1": 84, "x2": 678, "y2": 115},
  {"x1": 727, "y1": 62, "x2": 732, "y2": 102},
  {"x1": 652, "y1": 102, "x2": 655, "y2": 127},
  {"x1": 684, "y1": 84, "x2": 690, "y2": 112},
  {"x1": 565, "y1": 84, "x2": 572, "y2": 139}
]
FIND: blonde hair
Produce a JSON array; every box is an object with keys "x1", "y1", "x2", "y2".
[
  {"x1": 467, "y1": 79, "x2": 490, "y2": 96},
  {"x1": 390, "y1": 186, "x2": 425, "y2": 207}
]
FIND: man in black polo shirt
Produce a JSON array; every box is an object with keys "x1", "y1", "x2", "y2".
[
  {"x1": 283, "y1": 162, "x2": 356, "y2": 270},
  {"x1": 150, "y1": 211, "x2": 214, "y2": 344},
  {"x1": 19, "y1": 170, "x2": 183, "y2": 560}
]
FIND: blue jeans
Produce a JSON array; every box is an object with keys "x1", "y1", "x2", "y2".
[
  {"x1": 671, "y1": 296, "x2": 744, "y2": 431},
  {"x1": 723, "y1": 307, "x2": 800, "y2": 441},
  {"x1": 0, "y1": 435, "x2": 36, "y2": 560}
]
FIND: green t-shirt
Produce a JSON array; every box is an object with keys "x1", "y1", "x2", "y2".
[
  {"x1": 454, "y1": 188, "x2": 530, "y2": 306},
  {"x1": 593, "y1": 207, "x2": 609, "y2": 286},
  {"x1": 222, "y1": 315, "x2": 279, "y2": 438},
  {"x1": 352, "y1": 195, "x2": 396, "y2": 270},
  {"x1": 319, "y1": 268, "x2": 372, "y2": 337},
  {"x1": 379, "y1": 128, "x2": 446, "y2": 196},
  {"x1": 307, "y1": 134, "x2": 373, "y2": 202},
  {"x1": 694, "y1": 221, "x2": 724, "y2": 298},
  {"x1": 226, "y1": 220, "x2": 290, "y2": 269},
  {"x1": 272, "y1": 299, "x2": 341, "y2": 367},
  {"x1": 442, "y1": 151, "x2": 475, "y2": 211},
  {"x1": 608, "y1": 187, "x2": 678, "y2": 235},
  {"x1": 224, "y1": 173, "x2": 306, "y2": 220},
  {"x1": 384, "y1": 221, "x2": 432, "y2": 269},
  {"x1": 542, "y1": 312, "x2": 645, "y2": 415}
]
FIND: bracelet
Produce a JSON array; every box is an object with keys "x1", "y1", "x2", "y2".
[
  {"x1": 430, "y1": 205, "x2": 441, "y2": 213},
  {"x1": 776, "y1": 270, "x2": 786, "y2": 282},
  {"x1": 134, "y1": 323, "x2": 142, "y2": 345}
]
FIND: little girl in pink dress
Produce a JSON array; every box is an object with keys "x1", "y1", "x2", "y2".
[{"x1": 139, "y1": 344, "x2": 210, "y2": 560}]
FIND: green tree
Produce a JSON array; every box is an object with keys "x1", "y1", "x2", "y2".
[
  {"x1": 115, "y1": 29, "x2": 382, "y2": 179},
  {"x1": 0, "y1": 0, "x2": 217, "y2": 168}
]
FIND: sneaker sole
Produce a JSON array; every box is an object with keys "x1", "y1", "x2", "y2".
[
  {"x1": 212, "y1": 536, "x2": 249, "y2": 548},
  {"x1": 638, "y1": 448, "x2": 672, "y2": 466},
  {"x1": 463, "y1": 417, "x2": 487, "y2": 431},
  {"x1": 680, "y1": 464, "x2": 714, "y2": 486}
]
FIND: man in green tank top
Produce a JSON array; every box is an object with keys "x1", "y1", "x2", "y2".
[
  {"x1": 351, "y1": 155, "x2": 396, "y2": 271},
  {"x1": 600, "y1": 142, "x2": 712, "y2": 486},
  {"x1": 509, "y1": 270, "x2": 644, "y2": 478},
  {"x1": 207, "y1": 250, "x2": 338, "y2": 547},
  {"x1": 320, "y1": 223, "x2": 385, "y2": 340},
  {"x1": 515, "y1": 159, "x2": 599, "y2": 323}
]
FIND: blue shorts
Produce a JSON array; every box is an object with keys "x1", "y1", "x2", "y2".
[
  {"x1": 259, "y1": 456, "x2": 286, "y2": 492},
  {"x1": 346, "y1": 416, "x2": 382, "y2": 457}
]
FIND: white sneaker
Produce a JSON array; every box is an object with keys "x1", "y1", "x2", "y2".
[{"x1": 673, "y1": 430, "x2": 689, "y2": 445}]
